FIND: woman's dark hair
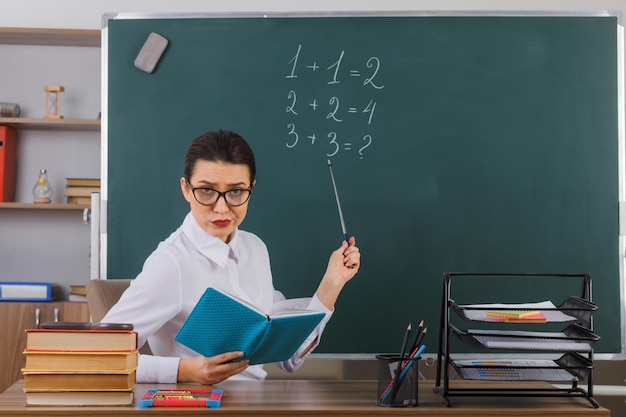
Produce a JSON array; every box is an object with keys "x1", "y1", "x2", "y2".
[{"x1": 184, "y1": 129, "x2": 256, "y2": 184}]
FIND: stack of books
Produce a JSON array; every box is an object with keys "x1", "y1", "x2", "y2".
[
  {"x1": 68, "y1": 284, "x2": 87, "y2": 303},
  {"x1": 65, "y1": 178, "x2": 101, "y2": 205},
  {"x1": 22, "y1": 325, "x2": 138, "y2": 406}
]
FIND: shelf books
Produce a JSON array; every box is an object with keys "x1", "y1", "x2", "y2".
[
  {"x1": 68, "y1": 284, "x2": 87, "y2": 303},
  {"x1": 176, "y1": 287, "x2": 325, "y2": 365},
  {"x1": 22, "y1": 324, "x2": 137, "y2": 406},
  {"x1": 66, "y1": 196, "x2": 92, "y2": 205},
  {"x1": 0, "y1": 126, "x2": 17, "y2": 202},
  {"x1": 65, "y1": 186, "x2": 101, "y2": 197},
  {"x1": 0, "y1": 281, "x2": 54, "y2": 301},
  {"x1": 64, "y1": 177, "x2": 100, "y2": 204},
  {"x1": 70, "y1": 284, "x2": 87, "y2": 296},
  {"x1": 65, "y1": 178, "x2": 101, "y2": 187}
]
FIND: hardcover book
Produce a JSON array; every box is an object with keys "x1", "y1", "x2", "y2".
[
  {"x1": 23, "y1": 350, "x2": 138, "y2": 371},
  {"x1": 23, "y1": 368, "x2": 136, "y2": 391},
  {"x1": 65, "y1": 178, "x2": 101, "y2": 187},
  {"x1": 64, "y1": 186, "x2": 101, "y2": 197},
  {"x1": 25, "y1": 390, "x2": 134, "y2": 406},
  {"x1": 25, "y1": 329, "x2": 138, "y2": 352},
  {"x1": 0, "y1": 281, "x2": 54, "y2": 301},
  {"x1": 175, "y1": 287, "x2": 325, "y2": 365},
  {"x1": 0, "y1": 126, "x2": 18, "y2": 202},
  {"x1": 67, "y1": 196, "x2": 92, "y2": 205}
]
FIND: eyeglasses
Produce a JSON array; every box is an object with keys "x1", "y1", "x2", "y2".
[{"x1": 186, "y1": 180, "x2": 252, "y2": 207}]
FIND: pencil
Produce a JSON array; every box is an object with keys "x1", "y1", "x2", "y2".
[
  {"x1": 396, "y1": 344, "x2": 426, "y2": 389},
  {"x1": 398, "y1": 323, "x2": 412, "y2": 361},
  {"x1": 408, "y1": 320, "x2": 424, "y2": 353},
  {"x1": 411, "y1": 327, "x2": 427, "y2": 355},
  {"x1": 389, "y1": 323, "x2": 411, "y2": 403}
]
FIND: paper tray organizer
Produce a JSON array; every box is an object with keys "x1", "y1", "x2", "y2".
[
  {"x1": 451, "y1": 352, "x2": 593, "y2": 382},
  {"x1": 434, "y1": 272, "x2": 600, "y2": 408},
  {"x1": 451, "y1": 296, "x2": 597, "y2": 324},
  {"x1": 450, "y1": 323, "x2": 599, "y2": 352}
]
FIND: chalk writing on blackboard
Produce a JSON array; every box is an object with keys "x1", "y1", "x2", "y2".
[{"x1": 283, "y1": 44, "x2": 385, "y2": 159}]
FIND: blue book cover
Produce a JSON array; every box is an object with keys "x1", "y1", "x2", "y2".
[
  {"x1": 175, "y1": 287, "x2": 325, "y2": 365},
  {"x1": 0, "y1": 282, "x2": 53, "y2": 301}
]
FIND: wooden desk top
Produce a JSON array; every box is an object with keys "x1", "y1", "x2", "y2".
[{"x1": 0, "y1": 379, "x2": 610, "y2": 416}]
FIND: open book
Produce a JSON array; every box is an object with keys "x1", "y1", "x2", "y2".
[{"x1": 175, "y1": 287, "x2": 325, "y2": 365}]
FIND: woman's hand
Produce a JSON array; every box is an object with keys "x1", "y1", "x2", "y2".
[
  {"x1": 329, "y1": 237, "x2": 360, "y2": 282},
  {"x1": 315, "y1": 237, "x2": 361, "y2": 310},
  {"x1": 177, "y1": 351, "x2": 249, "y2": 384}
]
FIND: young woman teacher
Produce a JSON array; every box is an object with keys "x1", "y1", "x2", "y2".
[{"x1": 102, "y1": 129, "x2": 361, "y2": 384}]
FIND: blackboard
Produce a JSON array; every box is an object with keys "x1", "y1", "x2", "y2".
[{"x1": 104, "y1": 14, "x2": 622, "y2": 355}]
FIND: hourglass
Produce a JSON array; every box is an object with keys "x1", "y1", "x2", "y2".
[{"x1": 44, "y1": 85, "x2": 65, "y2": 119}]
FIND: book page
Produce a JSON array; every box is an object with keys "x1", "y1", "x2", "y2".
[
  {"x1": 219, "y1": 290, "x2": 316, "y2": 318},
  {"x1": 249, "y1": 309, "x2": 325, "y2": 364},
  {"x1": 269, "y1": 297, "x2": 317, "y2": 317},
  {"x1": 215, "y1": 290, "x2": 266, "y2": 316}
]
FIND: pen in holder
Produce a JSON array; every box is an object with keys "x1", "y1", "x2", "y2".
[{"x1": 376, "y1": 353, "x2": 420, "y2": 407}]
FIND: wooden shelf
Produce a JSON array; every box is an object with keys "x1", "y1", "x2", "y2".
[
  {"x1": 0, "y1": 203, "x2": 89, "y2": 210},
  {"x1": 0, "y1": 28, "x2": 100, "y2": 47},
  {"x1": 0, "y1": 118, "x2": 100, "y2": 132}
]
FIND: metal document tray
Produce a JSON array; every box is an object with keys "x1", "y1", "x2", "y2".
[
  {"x1": 451, "y1": 352, "x2": 593, "y2": 382},
  {"x1": 451, "y1": 296, "x2": 597, "y2": 324},
  {"x1": 450, "y1": 323, "x2": 599, "y2": 352}
]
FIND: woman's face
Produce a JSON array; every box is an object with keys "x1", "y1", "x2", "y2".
[{"x1": 181, "y1": 159, "x2": 253, "y2": 243}]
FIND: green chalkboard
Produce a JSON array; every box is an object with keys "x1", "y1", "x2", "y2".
[{"x1": 105, "y1": 14, "x2": 621, "y2": 354}]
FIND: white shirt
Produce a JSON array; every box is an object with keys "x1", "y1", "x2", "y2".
[{"x1": 103, "y1": 212, "x2": 333, "y2": 383}]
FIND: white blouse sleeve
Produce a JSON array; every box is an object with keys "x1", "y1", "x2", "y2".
[
  {"x1": 136, "y1": 355, "x2": 180, "y2": 383},
  {"x1": 102, "y1": 250, "x2": 183, "y2": 383}
]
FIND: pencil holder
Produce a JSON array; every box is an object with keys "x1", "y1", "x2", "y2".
[{"x1": 376, "y1": 354, "x2": 419, "y2": 407}]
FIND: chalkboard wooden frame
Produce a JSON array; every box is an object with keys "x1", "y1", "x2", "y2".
[{"x1": 102, "y1": 12, "x2": 625, "y2": 356}]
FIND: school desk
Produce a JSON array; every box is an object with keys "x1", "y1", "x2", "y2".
[{"x1": 0, "y1": 379, "x2": 610, "y2": 416}]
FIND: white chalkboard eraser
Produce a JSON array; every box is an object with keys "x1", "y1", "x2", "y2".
[{"x1": 134, "y1": 32, "x2": 168, "y2": 73}]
